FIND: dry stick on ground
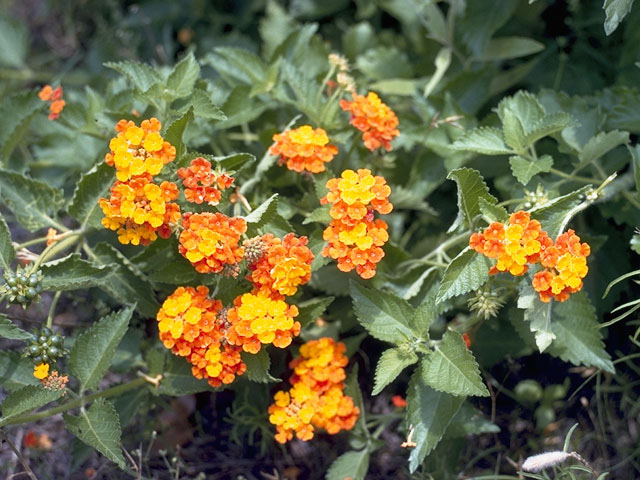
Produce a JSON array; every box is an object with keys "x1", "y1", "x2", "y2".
[{"x1": 0, "y1": 430, "x2": 39, "y2": 480}]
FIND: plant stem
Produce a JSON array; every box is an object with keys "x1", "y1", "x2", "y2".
[
  {"x1": 549, "y1": 167, "x2": 597, "y2": 184},
  {"x1": 46, "y1": 291, "x2": 62, "y2": 329},
  {"x1": 0, "y1": 429, "x2": 39, "y2": 480},
  {"x1": 421, "y1": 231, "x2": 470, "y2": 262},
  {"x1": 27, "y1": 231, "x2": 83, "y2": 275}
]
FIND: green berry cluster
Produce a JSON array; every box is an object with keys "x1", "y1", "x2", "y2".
[
  {"x1": 1, "y1": 267, "x2": 43, "y2": 308},
  {"x1": 24, "y1": 327, "x2": 67, "y2": 366}
]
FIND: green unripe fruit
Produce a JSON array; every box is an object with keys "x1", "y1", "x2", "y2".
[
  {"x1": 6, "y1": 276, "x2": 17, "y2": 287},
  {"x1": 28, "y1": 345, "x2": 40, "y2": 356},
  {"x1": 11, "y1": 286, "x2": 18, "y2": 293},
  {"x1": 17, "y1": 273, "x2": 26, "y2": 283},
  {"x1": 16, "y1": 295, "x2": 26, "y2": 304},
  {"x1": 25, "y1": 287, "x2": 37, "y2": 299},
  {"x1": 514, "y1": 379, "x2": 543, "y2": 404},
  {"x1": 47, "y1": 346, "x2": 60, "y2": 358},
  {"x1": 40, "y1": 353, "x2": 49, "y2": 363},
  {"x1": 50, "y1": 335, "x2": 63, "y2": 346},
  {"x1": 33, "y1": 355, "x2": 42, "y2": 364},
  {"x1": 28, "y1": 275, "x2": 39, "y2": 287},
  {"x1": 41, "y1": 327, "x2": 52, "y2": 337}
]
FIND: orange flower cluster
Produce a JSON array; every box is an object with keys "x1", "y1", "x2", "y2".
[
  {"x1": 270, "y1": 125, "x2": 338, "y2": 173},
  {"x1": 226, "y1": 292, "x2": 301, "y2": 354},
  {"x1": 321, "y1": 169, "x2": 392, "y2": 279},
  {"x1": 246, "y1": 233, "x2": 314, "y2": 297},
  {"x1": 268, "y1": 338, "x2": 359, "y2": 443},
  {"x1": 101, "y1": 119, "x2": 180, "y2": 246},
  {"x1": 177, "y1": 157, "x2": 234, "y2": 205},
  {"x1": 469, "y1": 211, "x2": 590, "y2": 302},
  {"x1": 532, "y1": 229, "x2": 590, "y2": 302},
  {"x1": 340, "y1": 92, "x2": 399, "y2": 151},
  {"x1": 156, "y1": 286, "x2": 246, "y2": 387},
  {"x1": 100, "y1": 176, "x2": 180, "y2": 246},
  {"x1": 178, "y1": 212, "x2": 247, "y2": 273},
  {"x1": 38, "y1": 84, "x2": 65, "y2": 120},
  {"x1": 105, "y1": 118, "x2": 176, "y2": 181}
]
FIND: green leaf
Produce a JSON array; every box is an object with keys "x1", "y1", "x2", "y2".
[
  {"x1": 478, "y1": 197, "x2": 508, "y2": 223},
  {"x1": 0, "y1": 214, "x2": 14, "y2": 271},
  {"x1": 406, "y1": 372, "x2": 465, "y2": 472},
  {"x1": 501, "y1": 106, "x2": 528, "y2": 152},
  {"x1": 530, "y1": 186, "x2": 591, "y2": 238},
  {"x1": 296, "y1": 296, "x2": 335, "y2": 328},
  {"x1": 446, "y1": 402, "x2": 500, "y2": 437},
  {"x1": 166, "y1": 52, "x2": 200, "y2": 98},
  {"x1": 497, "y1": 90, "x2": 545, "y2": 134},
  {"x1": 447, "y1": 168, "x2": 498, "y2": 232},
  {"x1": 187, "y1": 89, "x2": 227, "y2": 120},
  {"x1": 476, "y1": 36, "x2": 544, "y2": 61},
  {"x1": 91, "y1": 243, "x2": 160, "y2": 318},
  {"x1": 325, "y1": 449, "x2": 370, "y2": 480},
  {"x1": 68, "y1": 162, "x2": 114, "y2": 230},
  {"x1": 524, "y1": 112, "x2": 575, "y2": 146},
  {"x1": 157, "y1": 354, "x2": 213, "y2": 396},
  {"x1": 242, "y1": 349, "x2": 278, "y2": 383},
  {"x1": 41, "y1": 254, "x2": 112, "y2": 292},
  {"x1": 0, "y1": 168, "x2": 64, "y2": 232},
  {"x1": 578, "y1": 130, "x2": 630, "y2": 168},
  {"x1": 0, "y1": 351, "x2": 39, "y2": 392},
  {"x1": 350, "y1": 281, "x2": 415, "y2": 344},
  {"x1": 213, "y1": 152, "x2": 255, "y2": 171},
  {"x1": 244, "y1": 193, "x2": 279, "y2": 232},
  {"x1": 0, "y1": 16, "x2": 27, "y2": 67},
  {"x1": 0, "y1": 91, "x2": 43, "y2": 160},
  {"x1": 603, "y1": 0, "x2": 634, "y2": 35},
  {"x1": 422, "y1": 330, "x2": 489, "y2": 397},
  {"x1": 0, "y1": 314, "x2": 31, "y2": 340},
  {"x1": 518, "y1": 281, "x2": 555, "y2": 352},
  {"x1": 165, "y1": 107, "x2": 193, "y2": 160},
  {"x1": 104, "y1": 60, "x2": 162, "y2": 93},
  {"x1": 509, "y1": 154, "x2": 554, "y2": 185},
  {"x1": 69, "y1": 306, "x2": 133, "y2": 392},
  {"x1": 1, "y1": 385, "x2": 62, "y2": 423},
  {"x1": 451, "y1": 127, "x2": 513, "y2": 155},
  {"x1": 373, "y1": 347, "x2": 418, "y2": 395},
  {"x1": 630, "y1": 145, "x2": 640, "y2": 199},
  {"x1": 436, "y1": 248, "x2": 491, "y2": 305},
  {"x1": 302, "y1": 206, "x2": 332, "y2": 224},
  {"x1": 207, "y1": 47, "x2": 268, "y2": 85},
  {"x1": 547, "y1": 292, "x2": 614, "y2": 373},
  {"x1": 64, "y1": 398, "x2": 126, "y2": 468}
]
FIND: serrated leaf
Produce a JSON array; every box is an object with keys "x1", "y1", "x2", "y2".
[
  {"x1": 476, "y1": 36, "x2": 544, "y2": 61},
  {"x1": 350, "y1": 281, "x2": 415, "y2": 344},
  {"x1": 41, "y1": 254, "x2": 112, "y2": 292},
  {"x1": 478, "y1": 197, "x2": 508, "y2": 223},
  {"x1": 518, "y1": 281, "x2": 555, "y2": 351},
  {"x1": 509, "y1": 154, "x2": 554, "y2": 185},
  {"x1": 157, "y1": 354, "x2": 213, "y2": 396},
  {"x1": 68, "y1": 162, "x2": 114, "y2": 230},
  {"x1": 447, "y1": 168, "x2": 498, "y2": 232},
  {"x1": 69, "y1": 306, "x2": 133, "y2": 392},
  {"x1": 436, "y1": 248, "x2": 491, "y2": 304},
  {"x1": 0, "y1": 351, "x2": 39, "y2": 392},
  {"x1": 64, "y1": 399, "x2": 125, "y2": 468},
  {"x1": 207, "y1": 47, "x2": 268, "y2": 85},
  {"x1": 603, "y1": 0, "x2": 634, "y2": 35},
  {"x1": 524, "y1": 112, "x2": 575, "y2": 145},
  {"x1": 422, "y1": 330, "x2": 489, "y2": 397},
  {"x1": 451, "y1": 127, "x2": 513, "y2": 155},
  {"x1": 0, "y1": 16, "x2": 27, "y2": 67},
  {"x1": 244, "y1": 193, "x2": 279, "y2": 232},
  {"x1": 166, "y1": 52, "x2": 200, "y2": 98},
  {"x1": 497, "y1": 90, "x2": 545, "y2": 135},
  {"x1": 302, "y1": 205, "x2": 332, "y2": 224},
  {"x1": 104, "y1": 60, "x2": 162, "y2": 93},
  {"x1": 187, "y1": 89, "x2": 227, "y2": 120},
  {"x1": 373, "y1": 347, "x2": 418, "y2": 395},
  {"x1": 578, "y1": 130, "x2": 630, "y2": 168},
  {"x1": 296, "y1": 296, "x2": 334, "y2": 327},
  {"x1": 530, "y1": 186, "x2": 591, "y2": 238},
  {"x1": 242, "y1": 349, "x2": 277, "y2": 383},
  {"x1": 406, "y1": 372, "x2": 465, "y2": 472},
  {"x1": 91, "y1": 243, "x2": 159, "y2": 318},
  {"x1": 0, "y1": 168, "x2": 64, "y2": 231},
  {"x1": 0, "y1": 91, "x2": 43, "y2": 160},
  {"x1": 501, "y1": 108, "x2": 528, "y2": 152},
  {"x1": 1, "y1": 385, "x2": 62, "y2": 423},
  {"x1": 0, "y1": 214, "x2": 14, "y2": 271},
  {"x1": 344, "y1": 364, "x2": 367, "y2": 432},
  {"x1": 213, "y1": 152, "x2": 255, "y2": 171},
  {"x1": 325, "y1": 449, "x2": 370, "y2": 480},
  {"x1": 165, "y1": 107, "x2": 193, "y2": 160},
  {"x1": 547, "y1": 292, "x2": 614, "y2": 372},
  {"x1": 0, "y1": 314, "x2": 31, "y2": 340}
]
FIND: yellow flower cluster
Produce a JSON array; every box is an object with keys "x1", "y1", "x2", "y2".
[{"x1": 270, "y1": 125, "x2": 338, "y2": 173}]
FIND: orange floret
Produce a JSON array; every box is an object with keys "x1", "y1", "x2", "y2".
[
  {"x1": 226, "y1": 292, "x2": 301, "y2": 353},
  {"x1": 39, "y1": 85, "x2": 65, "y2": 120},
  {"x1": 105, "y1": 118, "x2": 176, "y2": 181},
  {"x1": 340, "y1": 91, "x2": 399, "y2": 151},
  {"x1": 177, "y1": 157, "x2": 234, "y2": 205},
  {"x1": 178, "y1": 212, "x2": 246, "y2": 273},
  {"x1": 247, "y1": 233, "x2": 314, "y2": 297},
  {"x1": 270, "y1": 125, "x2": 338, "y2": 173},
  {"x1": 99, "y1": 176, "x2": 180, "y2": 246}
]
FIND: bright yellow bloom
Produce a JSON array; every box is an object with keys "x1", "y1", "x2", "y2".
[
  {"x1": 270, "y1": 125, "x2": 338, "y2": 173},
  {"x1": 33, "y1": 363, "x2": 50, "y2": 379}
]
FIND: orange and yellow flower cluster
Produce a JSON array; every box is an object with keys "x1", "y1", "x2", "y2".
[
  {"x1": 340, "y1": 92, "x2": 399, "y2": 152},
  {"x1": 268, "y1": 337, "x2": 359, "y2": 443},
  {"x1": 177, "y1": 157, "x2": 234, "y2": 205},
  {"x1": 321, "y1": 169, "x2": 393, "y2": 279},
  {"x1": 470, "y1": 211, "x2": 590, "y2": 302},
  {"x1": 270, "y1": 125, "x2": 338, "y2": 173},
  {"x1": 156, "y1": 286, "x2": 246, "y2": 387},
  {"x1": 100, "y1": 118, "x2": 180, "y2": 246},
  {"x1": 38, "y1": 84, "x2": 65, "y2": 120}
]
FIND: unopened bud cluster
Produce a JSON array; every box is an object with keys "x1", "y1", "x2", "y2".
[{"x1": 1, "y1": 267, "x2": 43, "y2": 308}]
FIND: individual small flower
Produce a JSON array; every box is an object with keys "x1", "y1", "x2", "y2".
[
  {"x1": 38, "y1": 84, "x2": 65, "y2": 120},
  {"x1": 46, "y1": 228, "x2": 58, "y2": 247},
  {"x1": 462, "y1": 333, "x2": 472, "y2": 349},
  {"x1": 105, "y1": 118, "x2": 176, "y2": 181},
  {"x1": 392, "y1": 395, "x2": 408, "y2": 408},
  {"x1": 226, "y1": 292, "x2": 301, "y2": 353},
  {"x1": 177, "y1": 157, "x2": 234, "y2": 205},
  {"x1": 99, "y1": 176, "x2": 180, "y2": 246},
  {"x1": 178, "y1": 212, "x2": 247, "y2": 273},
  {"x1": 247, "y1": 233, "x2": 314, "y2": 297},
  {"x1": 33, "y1": 363, "x2": 49, "y2": 379},
  {"x1": 270, "y1": 125, "x2": 338, "y2": 173},
  {"x1": 340, "y1": 91, "x2": 399, "y2": 151}
]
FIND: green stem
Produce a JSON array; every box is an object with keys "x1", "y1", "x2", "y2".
[
  {"x1": 28, "y1": 231, "x2": 83, "y2": 275},
  {"x1": 549, "y1": 167, "x2": 597, "y2": 184},
  {"x1": 0, "y1": 376, "x2": 148, "y2": 427},
  {"x1": 421, "y1": 231, "x2": 470, "y2": 262},
  {"x1": 46, "y1": 291, "x2": 62, "y2": 329},
  {"x1": 13, "y1": 236, "x2": 49, "y2": 250}
]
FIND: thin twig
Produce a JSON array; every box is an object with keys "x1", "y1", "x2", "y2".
[{"x1": 0, "y1": 430, "x2": 38, "y2": 480}]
